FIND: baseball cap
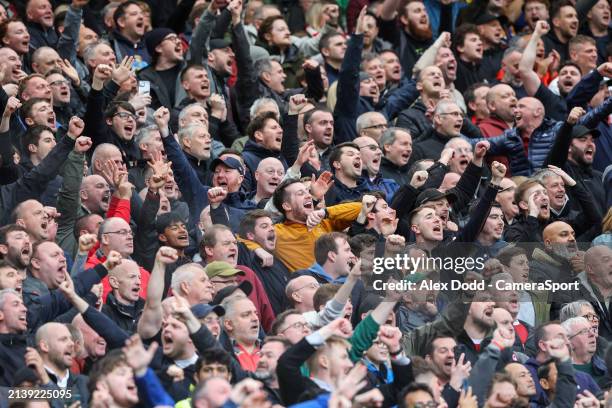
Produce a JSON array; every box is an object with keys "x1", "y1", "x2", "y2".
[
  {"x1": 205, "y1": 261, "x2": 245, "y2": 279},
  {"x1": 570, "y1": 125, "x2": 600, "y2": 139},
  {"x1": 191, "y1": 303, "x2": 225, "y2": 319},
  {"x1": 211, "y1": 280, "x2": 253, "y2": 305},
  {"x1": 209, "y1": 38, "x2": 232, "y2": 51},
  {"x1": 415, "y1": 188, "x2": 457, "y2": 207},
  {"x1": 210, "y1": 156, "x2": 245, "y2": 175}
]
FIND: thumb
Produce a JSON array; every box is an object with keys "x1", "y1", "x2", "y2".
[{"x1": 147, "y1": 342, "x2": 159, "y2": 358}]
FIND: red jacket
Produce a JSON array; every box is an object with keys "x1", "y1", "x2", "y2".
[
  {"x1": 85, "y1": 195, "x2": 150, "y2": 302},
  {"x1": 236, "y1": 265, "x2": 276, "y2": 333}
]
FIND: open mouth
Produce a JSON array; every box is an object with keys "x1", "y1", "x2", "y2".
[
  {"x1": 60, "y1": 90, "x2": 69, "y2": 98},
  {"x1": 124, "y1": 124, "x2": 134, "y2": 134},
  {"x1": 131, "y1": 285, "x2": 141, "y2": 296},
  {"x1": 216, "y1": 180, "x2": 228, "y2": 188},
  {"x1": 135, "y1": 20, "x2": 145, "y2": 30},
  {"x1": 584, "y1": 148, "x2": 594, "y2": 159},
  {"x1": 401, "y1": 152, "x2": 411, "y2": 161},
  {"x1": 303, "y1": 199, "x2": 313, "y2": 209},
  {"x1": 459, "y1": 158, "x2": 469, "y2": 167},
  {"x1": 484, "y1": 307, "x2": 494, "y2": 317},
  {"x1": 18, "y1": 314, "x2": 26, "y2": 324},
  {"x1": 46, "y1": 116, "x2": 55, "y2": 127}
]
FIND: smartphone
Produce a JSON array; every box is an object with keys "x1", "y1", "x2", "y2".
[{"x1": 138, "y1": 80, "x2": 150, "y2": 95}]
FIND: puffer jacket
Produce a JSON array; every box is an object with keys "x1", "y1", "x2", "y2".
[{"x1": 482, "y1": 96, "x2": 612, "y2": 176}]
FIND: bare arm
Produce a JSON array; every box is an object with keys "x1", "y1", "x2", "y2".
[
  {"x1": 519, "y1": 21, "x2": 548, "y2": 96},
  {"x1": 137, "y1": 247, "x2": 178, "y2": 339}
]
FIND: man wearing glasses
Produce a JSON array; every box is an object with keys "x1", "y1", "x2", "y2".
[
  {"x1": 411, "y1": 100, "x2": 464, "y2": 164},
  {"x1": 356, "y1": 112, "x2": 388, "y2": 142},
  {"x1": 562, "y1": 316, "x2": 608, "y2": 387}
]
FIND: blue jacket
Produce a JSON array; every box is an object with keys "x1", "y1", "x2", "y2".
[
  {"x1": 333, "y1": 34, "x2": 418, "y2": 145},
  {"x1": 363, "y1": 172, "x2": 400, "y2": 202},
  {"x1": 324, "y1": 176, "x2": 370, "y2": 206},
  {"x1": 423, "y1": 0, "x2": 466, "y2": 37},
  {"x1": 477, "y1": 96, "x2": 612, "y2": 176},
  {"x1": 135, "y1": 369, "x2": 175, "y2": 408},
  {"x1": 294, "y1": 263, "x2": 347, "y2": 284},
  {"x1": 162, "y1": 133, "x2": 256, "y2": 231}
]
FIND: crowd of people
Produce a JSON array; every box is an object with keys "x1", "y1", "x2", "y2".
[{"x1": 0, "y1": 0, "x2": 610, "y2": 407}]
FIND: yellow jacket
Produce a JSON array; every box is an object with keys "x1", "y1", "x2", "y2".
[
  {"x1": 275, "y1": 202, "x2": 362, "y2": 272},
  {"x1": 242, "y1": 202, "x2": 362, "y2": 272}
]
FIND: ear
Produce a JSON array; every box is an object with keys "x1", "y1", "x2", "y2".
[
  {"x1": 105, "y1": 117, "x2": 113, "y2": 127},
  {"x1": 237, "y1": 173, "x2": 244, "y2": 185},
  {"x1": 31, "y1": 63, "x2": 39, "y2": 73},
  {"x1": 204, "y1": 245, "x2": 214, "y2": 259},
  {"x1": 518, "y1": 200, "x2": 528, "y2": 211},
  {"x1": 254, "y1": 130, "x2": 264, "y2": 144},
  {"x1": 552, "y1": 16, "x2": 560, "y2": 29},
  {"x1": 327, "y1": 250, "x2": 337, "y2": 264},
  {"x1": 245, "y1": 231, "x2": 255, "y2": 241},
  {"x1": 399, "y1": 14, "x2": 408, "y2": 27},
  {"x1": 416, "y1": 81, "x2": 423, "y2": 92},
  {"x1": 467, "y1": 100, "x2": 477, "y2": 112},
  {"x1": 158, "y1": 233, "x2": 168, "y2": 243},
  {"x1": 79, "y1": 190, "x2": 88, "y2": 201},
  {"x1": 457, "y1": 44, "x2": 465, "y2": 55},
  {"x1": 28, "y1": 144, "x2": 37, "y2": 154},
  {"x1": 15, "y1": 219, "x2": 26, "y2": 229},
  {"x1": 180, "y1": 281, "x2": 190, "y2": 296},
  {"x1": 410, "y1": 224, "x2": 420, "y2": 235},
  {"x1": 305, "y1": 123, "x2": 312, "y2": 134},
  {"x1": 425, "y1": 354, "x2": 432, "y2": 362},
  {"x1": 318, "y1": 353, "x2": 329, "y2": 370},
  {"x1": 223, "y1": 318, "x2": 233, "y2": 333},
  {"x1": 291, "y1": 290, "x2": 302, "y2": 304},
  {"x1": 139, "y1": 142, "x2": 147, "y2": 152},
  {"x1": 332, "y1": 160, "x2": 341, "y2": 171},
  {"x1": 282, "y1": 201, "x2": 292, "y2": 213},
  {"x1": 108, "y1": 275, "x2": 119, "y2": 290},
  {"x1": 263, "y1": 32, "x2": 273, "y2": 44},
  {"x1": 254, "y1": 170, "x2": 261, "y2": 182},
  {"x1": 25, "y1": 117, "x2": 34, "y2": 126},
  {"x1": 155, "y1": 43, "x2": 164, "y2": 55},
  {"x1": 30, "y1": 256, "x2": 40, "y2": 270},
  {"x1": 366, "y1": 212, "x2": 375, "y2": 223},
  {"x1": 117, "y1": 16, "x2": 126, "y2": 30},
  {"x1": 182, "y1": 137, "x2": 192, "y2": 149},
  {"x1": 0, "y1": 244, "x2": 7, "y2": 256},
  {"x1": 321, "y1": 47, "x2": 330, "y2": 58},
  {"x1": 260, "y1": 71, "x2": 271, "y2": 83},
  {"x1": 207, "y1": 53, "x2": 215, "y2": 64},
  {"x1": 100, "y1": 233, "x2": 110, "y2": 246},
  {"x1": 39, "y1": 340, "x2": 50, "y2": 354}
]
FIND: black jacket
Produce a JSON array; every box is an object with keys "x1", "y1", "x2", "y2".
[
  {"x1": 410, "y1": 129, "x2": 455, "y2": 164},
  {"x1": 102, "y1": 293, "x2": 145, "y2": 334},
  {"x1": 26, "y1": 21, "x2": 58, "y2": 50},
  {"x1": 237, "y1": 241, "x2": 290, "y2": 316},
  {"x1": 379, "y1": 157, "x2": 412, "y2": 187},
  {"x1": 395, "y1": 99, "x2": 430, "y2": 140},
  {"x1": 324, "y1": 176, "x2": 370, "y2": 206}
]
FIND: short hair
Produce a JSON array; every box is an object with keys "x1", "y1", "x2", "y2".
[
  {"x1": 423, "y1": 334, "x2": 456, "y2": 357},
  {"x1": 550, "y1": 0, "x2": 575, "y2": 20},
  {"x1": 195, "y1": 348, "x2": 232, "y2": 372},
  {"x1": 568, "y1": 35, "x2": 596, "y2": 54},
  {"x1": 452, "y1": 24, "x2": 480, "y2": 54},
  {"x1": 104, "y1": 101, "x2": 135, "y2": 119},
  {"x1": 303, "y1": 106, "x2": 333, "y2": 127},
  {"x1": 22, "y1": 125, "x2": 53, "y2": 155},
  {"x1": 496, "y1": 246, "x2": 528, "y2": 267},
  {"x1": 360, "y1": 52, "x2": 381, "y2": 70},
  {"x1": 31, "y1": 46, "x2": 56, "y2": 66},
  {"x1": 434, "y1": 100, "x2": 458, "y2": 116},
  {"x1": 21, "y1": 97, "x2": 49, "y2": 120},
  {"x1": 306, "y1": 335, "x2": 350, "y2": 372},
  {"x1": 134, "y1": 125, "x2": 160, "y2": 147},
  {"x1": 328, "y1": 142, "x2": 360, "y2": 170},
  {"x1": 201, "y1": 224, "x2": 233, "y2": 251},
  {"x1": 254, "y1": 57, "x2": 280, "y2": 79},
  {"x1": 398, "y1": 383, "x2": 435, "y2": 408},
  {"x1": 155, "y1": 212, "x2": 185, "y2": 235},
  {"x1": 82, "y1": 40, "x2": 112, "y2": 65},
  {"x1": 272, "y1": 178, "x2": 302, "y2": 217},
  {"x1": 0, "y1": 288, "x2": 19, "y2": 310},
  {"x1": 379, "y1": 127, "x2": 410, "y2": 153},
  {"x1": 559, "y1": 301, "x2": 593, "y2": 322},
  {"x1": 177, "y1": 123, "x2": 207, "y2": 145},
  {"x1": 532, "y1": 168, "x2": 562, "y2": 186},
  {"x1": 356, "y1": 112, "x2": 383, "y2": 133},
  {"x1": 485, "y1": 373, "x2": 516, "y2": 400},
  {"x1": 522, "y1": 0, "x2": 550, "y2": 12},
  {"x1": 314, "y1": 232, "x2": 347, "y2": 265},
  {"x1": 113, "y1": 0, "x2": 141, "y2": 28},
  {"x1": 319, "y1": 30, "x2": 343, "y2": 54},
  {"x1": 258, "y1": 15, "x2": 285, "y2": 44},
  {"x1": 74, "y1": 214, "x2": 100, "y2": 239},
  {"x1": 249, "y1": 97, "x2": 279, "y2": 119},
  {"x1": 170, "y1": 263, "x2": 206, "y2": 294},
  {"x1": 560, "y1": 316, "x2": 589, "y2": 336},
  {"x1": 313, "y1": 283, "x2": 339, "y2": 311},
  {"x1": 178, "y1": 102, "x2": 207, "y2": 123},
  {"x1": 348, "y1": 234, "x2": 377, "y2": 257},
  {"x1": 18, "y1": 74, "x2": 46, "y2": 99},
  {"x1": 537, "y1": 358, "x2": 555, "y2": 379},
  {"x1": 238, "y1": 209, "x2": 273, "y2": 239},
  {"x1": 269, "y1": 309, "x2": 301, "y2": 335},
  {"x1": 246, "y1": 111, "x2": 279, "y2": 140},
  {"x1": 87, "y1": 349, "x2": 127, "y2": 395},
  {"x1": 180, "y1": 63, "x2": 207, "y2": 82},
  {"x1": 464, "y1": 82, "x2": 490, "y2": 115},
  {"x1": 533, "y1": 321, "x2": 561, "y2": 352},
  {"x1": 514, "y1": 179, "x2": 543, "y2": 205},
  {"x1": 262, "y1": 335, "x2": 292, "y2": 349},
  {"x1": 0, "y1": 225, "x2": 27, "y2": 248}
]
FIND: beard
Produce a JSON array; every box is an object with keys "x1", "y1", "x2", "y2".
[{"x1": 407, "y1": 20, "x2": 433, "y2": 41}]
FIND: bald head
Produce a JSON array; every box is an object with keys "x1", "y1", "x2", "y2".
[
  {"x1": 584, "y1": 245, "x2": 612, "y2": 284},
  {"x1": 543, "y1": 221, "x2": 575, "y2": 243},
  {"x1": 35, "y1": 322, "x2": 64, "y2": 345},
  {"x1": 486, "y1": 84, "x2": 517, "y2": 123},
  {"x1": 91, "y1": 143, "x2": 126, "y2": 175},
  {"x1": 286, "y1": 276, "x2": 319, "y2": 311}
]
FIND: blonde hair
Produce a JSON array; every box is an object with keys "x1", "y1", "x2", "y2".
[{"x1": 602, "y1": 207, "x2": 612, "y2": 233}]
